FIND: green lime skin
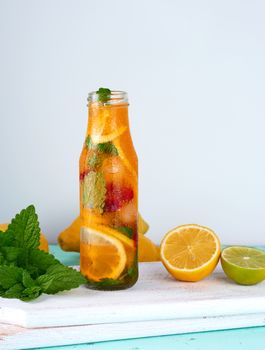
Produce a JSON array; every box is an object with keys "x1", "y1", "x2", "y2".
[{"x1": 221, "y1": 246, "x2": 265, "y2": 285}]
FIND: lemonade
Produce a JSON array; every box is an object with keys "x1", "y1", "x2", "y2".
[{"x1": 80, "y1": 89, "x2": 138, "y2": 289}]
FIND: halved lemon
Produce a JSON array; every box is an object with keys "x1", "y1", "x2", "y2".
[
  {"x1": 80, "y1": 227, "x2": 127, "y2": 281},
  {"x1": 160, "y1": 224, "x2": 221, "y2": 282}
]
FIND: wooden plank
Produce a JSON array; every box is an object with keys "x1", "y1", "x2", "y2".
[
  {"x1": 1, "y1": 263, "x2": 265, "y2": 329},
  {"x1": 1, "y1": 313, "x2": 265, "y2": 350}
]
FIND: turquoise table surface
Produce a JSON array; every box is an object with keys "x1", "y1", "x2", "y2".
[{"x1": 41, "y1": 245, "x2": 265, "y2": 350}]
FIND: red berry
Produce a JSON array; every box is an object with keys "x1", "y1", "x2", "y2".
[
  {"x1": 105, "y1": 183, "x2": 134, "y2": 212},
  {"x1": 79, "y1": 170, "x2": 89, "y2": 180}
]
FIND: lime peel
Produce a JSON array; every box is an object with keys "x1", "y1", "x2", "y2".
[{"x1": 221, "y1": 246, "x2": 265, "y2": 285}]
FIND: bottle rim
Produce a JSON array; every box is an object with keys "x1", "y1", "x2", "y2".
[{"x1": 87, "y1": 90, "x2": 128, "y2": 105}]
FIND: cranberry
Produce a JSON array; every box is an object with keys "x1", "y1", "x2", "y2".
[{"x1": 105, "y1": 183, "x2": 134, "y2": 212}]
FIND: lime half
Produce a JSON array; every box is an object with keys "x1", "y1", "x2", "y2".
[{"x1": 221, "y1": 246, "x2": 265, "y2": 285}]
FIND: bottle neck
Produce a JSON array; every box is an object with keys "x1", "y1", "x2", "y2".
[{"x1": 86, "y1": 103, "x2": 130, "y2": 140}]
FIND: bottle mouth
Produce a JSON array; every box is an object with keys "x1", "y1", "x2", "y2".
[{"x1": 87, "y1": 90, "x2": 128, "y2": 105}]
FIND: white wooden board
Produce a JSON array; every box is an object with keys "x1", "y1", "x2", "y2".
[{"x1": 1, "y1": 262, "x2": 265, "y2": 349}]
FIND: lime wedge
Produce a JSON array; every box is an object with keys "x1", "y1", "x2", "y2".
[{"x1": 221, "y1": 246, "x2": 265, "y2": 285}]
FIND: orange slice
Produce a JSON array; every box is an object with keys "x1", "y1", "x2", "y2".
[
  {"x1": 84, "y1": 223, "x2": 134, "y2": 249},
  {"x1": 91, "y1": 125, "x2": 128, "y2": 144},
  {"x1": 113, "y1": 139, "x2": 137, "y2": 179},
  {"x1": 160, "y1": 224, "x2": 221, "y2": 282},
  {"x1": 80, "y1": 227, "x2": 127, "y2": 281}
]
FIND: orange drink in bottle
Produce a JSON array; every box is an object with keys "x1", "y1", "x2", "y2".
[{"x1": 80, "y1": 88, "x2": 138, "y2": 290}]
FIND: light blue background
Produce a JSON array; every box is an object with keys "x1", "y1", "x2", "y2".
[{"x1": 1, "y1": 0, "x2": 265, "y2": 245}]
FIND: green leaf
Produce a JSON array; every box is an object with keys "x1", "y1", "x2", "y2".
[
  {"x1": 85, "y1": 135, "x2": 119, "y2": 157},
  {"x1": 0, "y1": 253, "x2": 5, "y2": 265},
  {"x1": 97, "y1": 142, "x2": 118, "y2": 156},
  {"x1": 96, "y1": 87, "x2": 111, "y2": 103},
  {"x1": 83, "y1": 171, "x2": 106, "y2": 213},
  {"x1": 0, "y1": 266, "x2": 23, "y2": 289},
  {"x1": 6, "y1": 205, "x2": 40, "y2": 249},
  {"x1": 4, "y1": 283, "x2": 24, "y2": 299},
  {"x1": 22, "y1": 270, "x2": 35, "y2": 288},
  {"x1": 88, "y1": 153, "x2": 102, "y2": 168},
  {"x1": 36, "y1": 264, "x2": 86, "y2": 294},
  {"x1": 0, "y1": 247, "x2": 23, "y2": 264},
  {"x1": 85, "y1": 135, "x2": 93, "y2": 149},
  {"x1": 0, "y1": 229, "x2": 14, "y2": 247},
  {"x1": 27, "y1": 249, "x2": 60, "y2": 278},
  {"x1": 127, "y1": 264, "x2": 138, "y2": 278},
  {"x1": 20, "y1": 286, "x2": 42, "y2": 301},
  {"x1": 0, "y1": 286, "x2": 5, "y2": 297},
  {"x1": 116, "y1": 226, "x2": 134, "y2": 239}
]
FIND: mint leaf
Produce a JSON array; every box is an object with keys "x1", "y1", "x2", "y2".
[
  {"x1": 0, "y1": 266, "x2": 23, "y2": 289},
  {"x1": 4, "y1": 283, "x2": 24, "y2": 299},
  {"x1": 21, "y1": 286, "x2": 42, "y2": 301},
  {"x1": 127, "y1": 263, "x2": 138, "y2": 278},
  {"x1": 0, "y1": 247, "x2": 23, "y2": 265},
  {"x1": 96, "y1": 87, "x2": 111, "y2": 103},
  {"x1": 83, "y1": 171, "x2": 106, "y2": 213},
  {"x1": 0, "y1": 229, "x2": 14, "y2": 247},
  {"x1": 0, "y1": 286, "x2": 5, "y2": 297},
  {"x1": 97, "y1": 142, "x2": 118, "y2": 156},
  {"x1": 26, "y1": 249, "x2": 60, "y2": 278},
  {"x1": 7, "y1": 205, "x2": 40, "y2": 249},
  {"x1": 85, "y1": 135, "x2": 93, "y2": 149},
  {"x1": 88, "y1": 153, "x2": 102, "y2": 168},
  {"x1": 22, "y1": 270, "x2": 35, "y2": 288},
  {"x1": 37, "y1": 264, "x2": 86, "y2": 294},
  {"x1": 116, "y1": 226, "x2": 134, "y2": 239},
  {"x1": 85, "y1": 135, "x2": 118, "y2": 156}
]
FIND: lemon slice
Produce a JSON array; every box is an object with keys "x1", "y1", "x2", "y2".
[
  {"x1": 160, "y1": 224, "x2": 221, "y2": 282},
  {"x1": 80, "y1": 227, "x2": 127, "y2": 281}
]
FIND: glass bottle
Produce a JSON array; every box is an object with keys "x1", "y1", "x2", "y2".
[{"x1": 79, "y1": 89, "x2": 138, "y2": 290}]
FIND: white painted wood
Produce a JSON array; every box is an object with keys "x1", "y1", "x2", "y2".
[
  {"x1": 1, "y1": 262, "x2": 265, "y2": 349},
  {"x1": 1, "y1": 314, "x2": 265, "y2": 350}
]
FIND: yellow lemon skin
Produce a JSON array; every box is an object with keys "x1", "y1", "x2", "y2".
[
  {"x1": 138, "y1": 213, "x2": 149, "y2": 235},
  {"x1": 0, "y1": 223, "x2": 49, "y2": 252},
  {"x1": 160, "y1": 224, "x2": 221, "y2": 282},
  {"x1": 57, "y1": 217, "x2": 82, "y2": 252},
  {"x1": 138, "y1": 234, "x2": 160, "y2": 262}
]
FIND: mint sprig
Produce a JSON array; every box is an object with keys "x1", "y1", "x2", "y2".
[
  {"x1": 97, "y1": 141, "x2": 118, "y2": 156},
  {"x1": 85, "y1": 135, "x2": 118, "y2": 156},
  {"x1": 96, "y1": 87, "x2": 111, "y2": 103},
  {"x1": 0, "y1": 205, "x2": 86, "y2": 301}
]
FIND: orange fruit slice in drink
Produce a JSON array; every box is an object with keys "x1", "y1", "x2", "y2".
[
  {"x1": 113, "y1": 138, "x2": 137, "y2": 179},
  {"x1": 160, "y1": 224, "x2": 221, "y2": 282},
  {"x1": 89, "y1": 109, "x2": 128, "y2": 144},
  {"x1": 80, "y1": 227, "x2": 127, "y2": 281},
  {"x1": 84, "y1": 224, "x2": 134, "y2": 249},
  {"x1": 91, "y1": 125, "x2": 128, "y2": 144}
]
